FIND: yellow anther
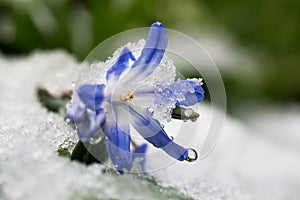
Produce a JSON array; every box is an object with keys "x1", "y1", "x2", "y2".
[{"x1": 120, "y1": 91, "x2": 135, "y2": 101}]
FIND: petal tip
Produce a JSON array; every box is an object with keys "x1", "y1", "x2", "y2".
[{"x1": 151, "y1": 21, "x2": 164, "y2": 28}]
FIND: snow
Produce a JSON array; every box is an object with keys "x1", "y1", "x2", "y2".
[
  {"x1": 0, "y1": 50, "x2": 299, "y2": 200},
  {"x1": 150, "y1": 105, "x2": 300, "y2": 199}
]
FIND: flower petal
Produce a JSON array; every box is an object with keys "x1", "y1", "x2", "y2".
[
  {"x1": 106, "y1": 47, "x2": 135, "y2": 83},
  {"x1": 103, "y1": 105, "x2": 132, "y2": 173},
  {"x1": 131, "y1": 22, "x2": 167, "y2": 70},
  {"x1": 120, "y1": 22, "x2": 168, "y2": 85},
  {"x1": 131, "y1": 85, "x2": 156, "y2": 106},
  {"x1": 66, "y1": 102, "x2": 84, "y2": 123},
  {"x1": 175, "y1": 80, "x2": 205, "y2": 106},
  {"x1": 67, "y1": 102, "x2": 105, "y2": 141},
  {"x1": 77, "y1": 84, "x2": 106, "y2": 112},
  {"x1": 128, "y1": 105, "x2": 188, "y2": 161}
]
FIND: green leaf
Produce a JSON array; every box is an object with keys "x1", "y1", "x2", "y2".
[
  {"x1": 37, "y1": 87, "x2": 71, "y2": 113},
  {"x1": 57, "y1": 147, "x2": 71, "y2": 157},
  {"x1": 71, "y1": 139, "x2": 108, "y2": 165}
]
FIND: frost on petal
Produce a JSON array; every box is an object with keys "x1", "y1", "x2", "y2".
[
  {"x1": 128, "y1": 105, "x2": 188, "y2": 161},
  {"x1": 134, "y1": 59, "x2": 177, "y2": 122},
  {"x1": 76, "y1": 43, "x2": 139, "y2": 87},
  {"x1": 106, "y1": 47, "x2": 135, "y2": 84},
  {"x1": 145, "y1": 55, "x2": 176, "y2": 86},
  {"x1": 66, "y1": 102, "x2": 85, "y2": 124},
  {"x1": 175, "y1": 79, "x2": 205, "y2": 106},
  {"x1": 153, "y1": 79, "x2": 204, "y2": 109},
  {"x1": 68, "y1": 103, "x2": 105, "y2": 141}
]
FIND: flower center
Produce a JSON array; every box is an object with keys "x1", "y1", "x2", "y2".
[{"x1": 120, "y1": 91, "x2": 135, "y2": 101}]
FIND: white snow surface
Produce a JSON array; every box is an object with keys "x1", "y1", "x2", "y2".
[{"x1": 0, "y1": 50, "x2": 299, "y2": 200}]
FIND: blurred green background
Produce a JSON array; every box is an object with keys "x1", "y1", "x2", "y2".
[{"x1": 0, "y1": 0, "x2": 299, "y2": 112}]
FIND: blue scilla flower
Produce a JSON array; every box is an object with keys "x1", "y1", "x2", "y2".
[{"x1": 67, "y1": 22, "x2": 204, "y2": 173}]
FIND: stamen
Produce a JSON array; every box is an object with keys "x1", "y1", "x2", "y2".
[{"x1": 120, "y1": 91, "x2": 135, "y2": 101}]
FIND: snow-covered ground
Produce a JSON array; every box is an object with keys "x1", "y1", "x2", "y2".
[{"x1": 0, "y1": 51, "x2": 299, "y2": 200}]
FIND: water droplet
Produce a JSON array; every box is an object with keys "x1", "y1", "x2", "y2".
[
  {"x1": 65, "y1": 118, "x2": 71, "y2": 123},
  {"x1": 191, "y1": 118, "x2": 197, "y2": 122},
  {"x1": 186, "y1": 148, "x2": 198, "y2": 162},
  {"x1": 184, "y1": 108, "x2": 193, "y2": 117},
  {"x1": 89, "y1": 134, "x2": 103, "y2": 144},
  {"x1": 160, "y1": 124, "x2": 165, "y2": 128},
  {"x1": 169, "y1": 136, "x2": 174, "y2": 140},
  {"x1": 183, "y1": 119, "x2": 188, "y2": 122}
]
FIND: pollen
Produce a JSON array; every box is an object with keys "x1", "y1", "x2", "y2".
[{"x1": 120, "y1": 91, "x2": 135, "y2": 101}]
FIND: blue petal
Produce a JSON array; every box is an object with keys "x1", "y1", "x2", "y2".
[
  {"x1": 66, "y1": 102, "x2": 89, "y2": 124},
  {"x1": 106, "y1": 47, "x2": 135, "y2": 82},
  {"x1": 128, "y1": 106, "x2": 188, "y2": 161},
  {"x1": 103, "y1": 106, "x2": 132, "y2": 173},
  {"x1": 66, "y1": 103, "x2": 78, "y2": 124},
  {"x1": 133, "y1": 143, "x2": 148, "y2": 154},
  {"x1": 176, "y1": 80, "x2": 205, "y2": 106},
  {"x1": 126, "y1": 22, "x2": 168, "y2": 82},
  {"x1": 67, "y1": 103, "x2": 105, "y2": 141},
  {"x1": 133, "y1": 144, "x2": 148, "y2": 172},
  {"x1": 77, "y1": 84, "x2": 106, "y2": 112}
]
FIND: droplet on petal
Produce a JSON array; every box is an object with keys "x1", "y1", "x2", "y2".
[
  {"x1": 89, "y1": 134, "x2": 103, "y2": 144},
  {"x1": 185, "y1": 148, "x2": 198, "y2": 162}
]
